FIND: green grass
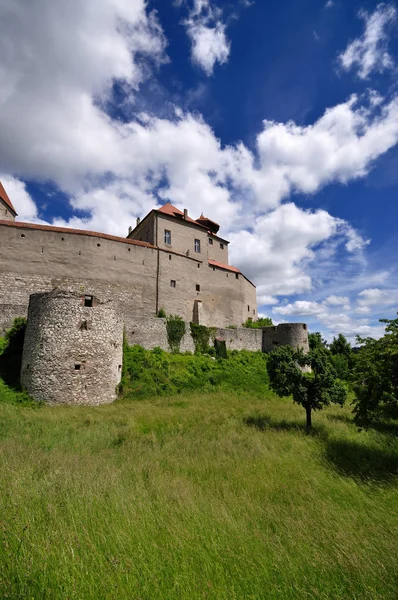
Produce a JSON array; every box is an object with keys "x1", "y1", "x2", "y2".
[{"x1": 1, "y1": 386, "x2": 397, "y2": 599}]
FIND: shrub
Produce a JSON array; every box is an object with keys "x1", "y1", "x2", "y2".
[
  {"x1": 166, "y1": 315, "x2": 186, "y2": 353},
  {"x1": 243, "y1": 317, "x2": 273, "y2": 328},
  {"x1": 157, "y1": 308, "x2": 166, "y2": 318}
]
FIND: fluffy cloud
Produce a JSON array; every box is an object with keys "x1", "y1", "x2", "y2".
[
  {"x1": 183, "y1": 0, "x2": 230, "y2": 75},
  {"x1": 273, "y1": 298, "x2": 388, "y2": 341},
  {"x1": 1, "y1": 0, "x2": 398, "y2": 323},
  {"x1": 324, "y1": 295, "x2": 350, "y2": 306},
  {"x1": 339, "y1": 4, "x2": 396, "y2": 79},
  {"x1": 357, "y1": 287, "x2": 398, "y2": 307},
  {"x1": 0, "y1": 0, "x2": 166, "y2": 187},
  {"x1": 0, "y1": 175, "x2": 38, "y2": 221}
]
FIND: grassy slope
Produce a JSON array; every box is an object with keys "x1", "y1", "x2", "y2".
[{"x1": 1, "y1": 384, "x2": 397, "y2": 599}]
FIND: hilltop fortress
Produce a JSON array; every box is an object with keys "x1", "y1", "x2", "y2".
[
  {"x1": 0, "y1": 181, "x2": 258, "y2": 333},
  {"x1": 0, "y1": 181, "x2": 309, "y2": 404}
]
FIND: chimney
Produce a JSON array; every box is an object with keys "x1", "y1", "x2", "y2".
[
  {"x1": 128, "y1": 226, "x2": 132, "y2": 235},
  {"x1": 183, "y1": 208, "x2": 188, "y2": 220},
  {"x1": 136, "y1": 217, "x2": 140, "y2": 226}
]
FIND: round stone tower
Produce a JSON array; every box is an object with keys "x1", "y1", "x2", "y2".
[
  {"x1": 21, "y1": 290, "x2": 123, "y2": 405},
  {"x1": 262, "y1": 323, "x2": 309, "y2": 354}
]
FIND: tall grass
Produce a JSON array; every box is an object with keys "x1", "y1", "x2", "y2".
[{"x1": 1, "y1": 387, "x2": 397, "y2": 599}]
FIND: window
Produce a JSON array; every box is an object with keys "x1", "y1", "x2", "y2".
[
  {"x1": 194, "y1": 239, "x2": 201, "y2": 253},
  {"x1": 197, "y1": 263, "x2": 200, "y2": 268},
  {"x1": 170, "y1": 280, "x2": 176, "y2": 288},
  {"x1": 164, "y1": 229, "x2": 171, "y2": 245},
  {"x1": 196, "y1": 284, "x2": 200, "y2": 292},
  {"x1": 84, "y1": 295, "x2": 93, "y2": 307},
  {"x1": 220, "y1": 242, "x2": 224, "y2": 249},
  {"x1": 169, "y1": 254, "x2": 172, "y2": 260},
  {"x1": 235, "y1": 273, "x2": 239, "y2": 280},
  {"x1": 248, "y1": 305, "x2": 250, "y2": 311},
  {"x1": 75, "y1": 363, "x2": 81, "y2": 371},
  {"x1": 208, "y1": 238, "x2": 213, "y2": 245}
]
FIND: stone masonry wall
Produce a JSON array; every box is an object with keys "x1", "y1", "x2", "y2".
[
  {"x1": 21, "y1": 290, "x2": 123, "y2": 405},
  {"x1": 262, "y1": 323, "x2": 309, "y2": 353},
  {"x1": 125, "y1": 316, "x2": 261, "y2": 352}
]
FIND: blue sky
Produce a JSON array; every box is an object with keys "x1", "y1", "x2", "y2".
[{"x1": 0, "y1": 0, "x2": 397, "y2": 341}]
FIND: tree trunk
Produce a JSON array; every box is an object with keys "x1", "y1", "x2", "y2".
[{"x1": 305, "y1": 406, "x2": 312, "y2": 429}]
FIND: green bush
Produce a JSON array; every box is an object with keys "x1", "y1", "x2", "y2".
[
  {"x1": 166, "y1": 315, "x2": 186, "y2": 353},
  {"x1": 243, "y1": 317, "x2": 273, "y2": 328},
  {"x1": 120, "y1": 345, "x2": 269, "y2": 400}
]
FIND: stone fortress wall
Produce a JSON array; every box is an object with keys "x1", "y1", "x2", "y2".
[
  {"x1": 0, "y1": 220, "x2": 256, "y2": 333},
  {"x1": 262, "y1": 323, "x2": 310, "y2": 353},
  {"x1": 21, "y1": 290, "x2": 123, "y2": 405}
]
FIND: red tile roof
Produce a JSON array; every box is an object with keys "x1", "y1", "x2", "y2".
[
  {"x1": 157, "y1": 202, "x2": 200, "y2": 226},
  {"x1": 0, "y1": 181, "x2": 17, "y2": 215},
  {"x1": 0, "y1": 219, "x2": 154, "y2": 248},
  {"x1": 208, "y1": 258, "x2": 240, "y2": 273}
]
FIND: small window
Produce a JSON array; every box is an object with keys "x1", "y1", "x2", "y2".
[
  {"x1": 75, "y1": 363, "x2": 81, "y2": 371},
  {"x1": 220, "y1": 242, "x2": 224, "y2": 249},
  {"x1": 248, "y1": 305, "x2": 250, "y2": 312},
  {"x1": 80, "y1": 320, "x2": 88, "y2": 330},
  {"x1": 253, "y1": 309, "x2": 255, "y2": 315},
  {"x1": 84, "y1": 295, "x2": 93, "y2": 307},
  {"x1": 170, "y1": 280, "x2": 176, "y2": 288},
  {"x1": 235, "y1": 273, "x2": 239, "y2": 280},
  {"x1": 20, "y1": 233, "x2": 25, "y2": 238},
  {"x1": 169, "y1": 254, "x2": 172, "y2": 260},
  {"x1": 194, "y1": 239, "x2": 201, "y2": 253},
  {"x1": 197, "y1": 263, "x2": 200, "y2": 268},
  {"x1": 196, "y1": 284, "x2": 200, "y2": 292},
  {"x1": 208, "y1": 238, "x2": 213, "y2": 245},
  {"x1": 118, "y1": 365, "x2": 122, "y2": 372},
  {"x1": 164, "y1": 229, "x2": 171, "y2": 245}
]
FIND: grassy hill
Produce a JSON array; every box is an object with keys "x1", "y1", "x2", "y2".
[{"x1": 1, "y1": 363, "x2": 398, "y2": 598}]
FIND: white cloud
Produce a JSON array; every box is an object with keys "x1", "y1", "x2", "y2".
[
  {"x1": 0, "y1": 175, "x2": 38, "y2": 221},
  {"x1": 325, "y1": 1, "x2": 335, "y2": 8},
  {"x1": 0, "y1": 0, "x2": 167, "y2": 187},
  {"x1": 324, "y1": 295, "x2": 350, "y2": 306},
  {"x1": 339, "y1": 4, "x2": 396, "y2": 79},
  {"x1": 0, "y1": 0, "x2": 398, "y2": 328},
  {"x1": 274, "y1": 301, "x2": 325, "y2": 316},
  {"x1": 357, "y1": 287, "x2": 398, "y2": 307},
  {"x1": 184, "y1": 1, "x2": 230, "y2": 75}
]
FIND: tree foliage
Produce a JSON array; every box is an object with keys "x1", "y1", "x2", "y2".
[
  {"x1": 308, "y1": 332, "x2": 328, "y2": 350},
  {"x1": 166, "y1": 315, "x2": 186, "y2": 353},
  {"x1": 243, "y1": 316, "x2": 273, "y2": 328},
  {"x1": 352, "y1": 314, "x2": 398, "y2": 428},
  {"x1": 267, "y1": 345, "x2": 347, "y2": 428}
]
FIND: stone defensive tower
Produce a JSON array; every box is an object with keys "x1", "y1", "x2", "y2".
[
  {"x1": 262, "y1": 323, "x2": 309, "y2": 353},
  {"x1": 21, "y1": 290, "x2": 123, "y2": 405}
]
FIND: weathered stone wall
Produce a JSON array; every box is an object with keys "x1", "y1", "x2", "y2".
[
  {"x1": 0, "y1": 220, "x2": 257, "y2": 333},
  {"x1": 125, "y1": 317, "x2": 261, "y2": 352},
  {"x1": 262, "y1": 323, "x2": 309, "y2": 353},
  {"x1": 216, "y1": 327, "x2": 262, "y2": 351},
  {"x1": 157, "y1": 250, "x2": 257, "y2": 328},
  {"x1": 155, "y1": 213, "x2": 229, "y2": 262},
  {"x1": 126, "y1": 317, "x2": 195, "y2": 352},
  {"x1": 21, "y1": 290, "x2": 123, "y2": 405},
  {"x1": 0, "y1": 200, "x2": 15, "y2": 221}
]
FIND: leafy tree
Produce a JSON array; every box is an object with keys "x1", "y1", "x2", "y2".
[
  {"x1": 267, "y1": 345, "x2": 347, "y2": 428},
  {"x1": 0, "y1": 317, "x2": 27, "y2": 388},
  {"x1": 328, "y1": 334, "x2": 353, "y2": 380},
  {"x1": 329, "y1": 333, "x2": 351, "y2": 357},
  {"x1": 308, "y1": 332, "x2": 328, "y2": 350},
  {"x1": 352, "y1": 314, "x2": 398, "y2": 428},
  {"x1": 243, "y1": 316, "x2": 273, "y2": 328}
]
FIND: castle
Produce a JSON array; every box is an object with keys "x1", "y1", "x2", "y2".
[
  {"x1": 0, "y1": 181, "x2": 257, "y2": 333},
  {"x1": 0, "y1": 181, "x2": 309, "y2": 404}
]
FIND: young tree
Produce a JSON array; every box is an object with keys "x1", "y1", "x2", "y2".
[
  {"x1": 267, "y1": 345, "x2": 347, "y2": 428},
  {"x1": 352, "y1": 314, "x2": 398, "y2": 428}
]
